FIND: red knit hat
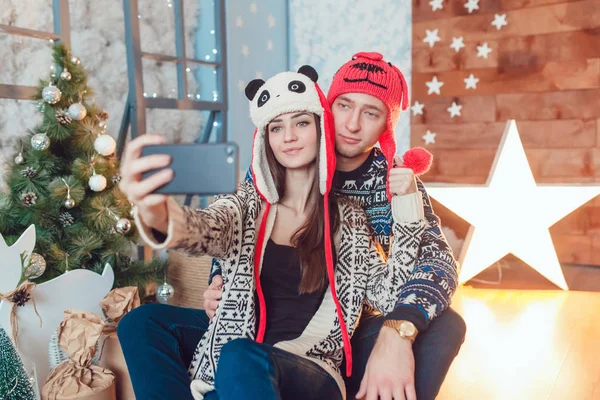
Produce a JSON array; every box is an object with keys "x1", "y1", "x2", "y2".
[
  {"x1": 245, "y1": 66, "x2": 354, "y2": 377},
  {"x1": 327, "y1": 52, "x2": 409, "y2": 201}
]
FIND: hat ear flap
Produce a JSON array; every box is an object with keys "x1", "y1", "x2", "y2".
[
  {"x1": 298, "y1": 65, "x2": 318, "y2": 83},
  {"x1": 245, "y1": 79, "x2": 266, "y2": 101}
]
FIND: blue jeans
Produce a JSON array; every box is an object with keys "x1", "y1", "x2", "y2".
[
  {"x1": 118, "y1": 303, "x2": 465, "y2": 400},
  {"x1": 118, "y1": 304, "x2": 341, "y2": 400},
  {"x1": 344, "y1": 307, "x2": 466, "y2": 400}
]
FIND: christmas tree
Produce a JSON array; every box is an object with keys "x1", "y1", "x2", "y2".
[
  {"x1": 0, "y1": 327, "x2": 36, "y2": 400},
  {"x1": 0, "y1": 43, "x2": 165, "y2": 296}
]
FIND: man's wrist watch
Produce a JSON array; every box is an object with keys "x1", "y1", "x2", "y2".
[{"x1": 382, "y1": 320, "x2": 419, "y2": 343}]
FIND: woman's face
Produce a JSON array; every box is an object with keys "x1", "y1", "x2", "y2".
[{"x1": 267, "y1": 112, "x2": 318, "y2": 170}]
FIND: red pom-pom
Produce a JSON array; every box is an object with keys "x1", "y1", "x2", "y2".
[{"x1": 401, "y1": 147, "x2": 433, "y2": 176}]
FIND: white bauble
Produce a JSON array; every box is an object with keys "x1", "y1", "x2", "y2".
[
  {"x1": 89, "y1": 174, "x2": 107, "y2": 192},
  {"x1": 68, "y1": 103, "x2": 87, "y2": 120},
  {"x1": 94, "y1": 135, "x2": 117, "y2": 156}
]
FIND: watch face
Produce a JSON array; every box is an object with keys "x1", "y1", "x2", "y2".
[{"x1": 400, "y1": 321, "x2": 416, "y2": 336}]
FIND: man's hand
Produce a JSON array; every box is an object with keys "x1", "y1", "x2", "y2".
[
  {"x1": 356, "y1": 326, "x2": 416, "y2": 400},
  {"x1": 203, "y1": 275, "x2": 223, "y2": 321},
  {"x1": 389, "y1": 156, "x2": 418, "y2": 197}
]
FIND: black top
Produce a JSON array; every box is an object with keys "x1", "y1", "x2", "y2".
[{"x1": 259, "y1": 239, "x2": 326, "y2": 345}]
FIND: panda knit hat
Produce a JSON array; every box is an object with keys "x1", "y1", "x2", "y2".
[
  {"x1": 327, "y1": 52, "x2": 410, "y2": 201},
  {"x1": 245, "y1": 66, "x2": 354, "y2": 377}
]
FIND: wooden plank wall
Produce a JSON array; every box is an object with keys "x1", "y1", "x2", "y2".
[{"x1": 411, "y1": 0, "x2": 600, "y2": 266}]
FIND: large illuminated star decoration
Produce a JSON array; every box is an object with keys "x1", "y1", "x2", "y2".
[{"x1": 427, "y1": 120, "x2": 600, "y2": 290}]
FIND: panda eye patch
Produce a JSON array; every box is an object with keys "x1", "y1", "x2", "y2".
[
  {"x1": 258, "y1": 90, "x2": 270, "y2": 107},
  {"x1": 288, "y1": 80, "x2": 306, "y2": 93}
]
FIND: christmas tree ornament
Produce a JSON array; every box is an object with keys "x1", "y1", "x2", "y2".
[
  {"x1": 24, "y1": 253, "x2": 46, "y2": 280},
  {"x1": 98, "y1": 121, "x2": 107, "y2": 132},
  {"x1": 115, "y1": 218, "x2": 132, "y2": 234},
  {"x1": 49, "y1": 64, "x2": 58, "y2": 78},
  {"x1": 97, "y1": 110, "x2": 109, "y2": 121},
  {"x1": 61, "y1": 178, "x2": 76, "y2": 209},
  {"x1": 31, "y1": 133, "x2": 50, "y2": 151},
  {"x1": 42, "y1": 83, "x2": 61, "y2": 104},
  {"x1": 59, "y1": 212, "x2": 74, "y2": 228},
  {"x1": 20, "y1": 192, "x2": 37, "y2": 207},
  {"x1": 67, "y1": 102, "x2": 87, "y2": 121},
  {"x1": 70, "y1": 55, "x2": 81, "y2": 65},
  {"x1": 111, "y1": 174, "x2": 122, "y2": 185},
  {"x1": 14, "y1": 152, "x2": 24, "y2": 165},
  {"x1": 89, "y1": 170, "x2": 107, "y2": 192},
  {"x1": 64, "y1": 197, "x2": 75, "y2": 209},
  {"x1": 20, "y1": 167, "x2": 38, "y2": 179},
  {"x1": 55, "y1": 109, "x2": 72, "y2": 125},
  {"x1": 157, "y1": 281, "x2": 175, "y2": 304},
  {"x1": 94, "y1": 134, "x2": 117, "y2": 156},
  {"x1": 60, "y1": 68, "x2": 72, "y2": 81}
]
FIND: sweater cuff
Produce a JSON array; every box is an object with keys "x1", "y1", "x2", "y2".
[
  {"x1": 132, "y1": 197, "x2": 182, "y2": 250},
  {"x1": 385, "y1": 305, "x2": 429, "y2": 333},
  {"x1": 392, "y1": 192, "x2": 425, "y2": 223}
]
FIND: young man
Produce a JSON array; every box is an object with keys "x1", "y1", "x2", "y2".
[{"x1": 205, "y1": 52, "x2": 466, "y2": 400}]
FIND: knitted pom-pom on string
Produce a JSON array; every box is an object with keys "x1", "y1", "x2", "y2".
[{"x1": 401, "y1": 147, "x2": 433, "y2": 176}]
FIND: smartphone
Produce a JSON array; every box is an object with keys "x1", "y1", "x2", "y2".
[{"x1": 141, "y1": 143, "x2": 239, "y2": 195}]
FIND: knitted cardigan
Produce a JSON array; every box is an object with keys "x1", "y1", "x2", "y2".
[{"x1": 134, "y1": 180, "x2": 425, "y2": 399}]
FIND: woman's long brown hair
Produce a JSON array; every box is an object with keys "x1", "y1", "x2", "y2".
[{"x1": 265, "y1": 114, "x2": 340, "y2": 294}]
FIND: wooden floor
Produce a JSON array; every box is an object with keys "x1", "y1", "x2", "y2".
[{"x1": 437, "y1": 288, "x2": 600, "y2": 400}]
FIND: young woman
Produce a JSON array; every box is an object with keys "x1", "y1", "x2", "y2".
[{"x1": 118, "y1": 65, "x2": 425, "y2": 400}]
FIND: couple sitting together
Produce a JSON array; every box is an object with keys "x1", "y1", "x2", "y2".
[{"x1": 117, "y1": 52, "x2": 466, "y2": 400}]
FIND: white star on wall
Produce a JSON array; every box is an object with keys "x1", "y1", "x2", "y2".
[
  {"x1": 464, "y1": 0, "x2": 480, "y2": 13},
  {"x1": 241, "y1": 44, "x2": 250, "y2": 57},
  {"x1": 250, "y1": 3, "x2": 258, "y2": 14},
  {"x1": 268, "y1": 14, "x2": 276, "y2": 28},
  {"x1": 450, "y1": 36, "x2": 465, "y2": 53},
  {"x1": 477, "y1": 42, "x2": 493, "y2": 59},
  {"x1": 235, "y1": 16, "x2": 244, "y2": 28},
  {"x1": 411, "y1": 101, "x2": 425, "y2": 116},
  {"x1": 429, "y1": 0, "x2": 444, "y2": 11},
  {"x1": 427, "y1": 121, "x2": 600, "y2": 290},
  {"x1": 238, "y1": 80, "x2": 246, "y2": 92},
  {"x1": 447, "y1": 101, "x2": 463, "y2": 118},
  {"x1": 423, "y1": 29, "x2": 441, "y2": 48},
  {"x1": 464, "y1": 73, "x2": 480, "y2": 89},
  {"x1": 426, "y1": 76, "x2": 444, "y2": 95},
  {"x1": 267, "y1": 40, "x2": 274, "y2": 51},
  {"x1": 422, "y1": 130, "x2": 437, "y2": 145},
  {"x1": 491, "y1": 13, "x2": 508, "y2": 30}
]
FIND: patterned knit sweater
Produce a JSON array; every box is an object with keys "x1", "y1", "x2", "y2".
[
  {"x1": 212, "y1": 147, "x2": 459, "y2": 331},
  {"x1": 134, "y1": 180, "x2": 425, "y2": 399},
  {"x1": 333, "y1": 148, "x2": 459, "y2": 330}
]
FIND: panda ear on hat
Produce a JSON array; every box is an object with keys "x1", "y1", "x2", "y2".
[
  {"x1": 245, "y1": 79, "x2": 266, "y2": 101},
  {"x1": 298, "y1": 65, "x2": 318, "y2": 82}
]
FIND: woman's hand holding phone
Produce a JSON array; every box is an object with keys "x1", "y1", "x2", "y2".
[{"x1": 119, "y1": 134, "x2": 174, "y2": 234}]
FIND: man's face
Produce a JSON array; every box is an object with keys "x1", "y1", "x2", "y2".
[{"x1": 331, "y1": 92, "x2": 388, "y2": 159}]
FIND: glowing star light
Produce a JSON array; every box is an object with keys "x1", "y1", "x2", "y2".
[{"x1": 427, "y1": 120, "x2": 600, "y2": 290}]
